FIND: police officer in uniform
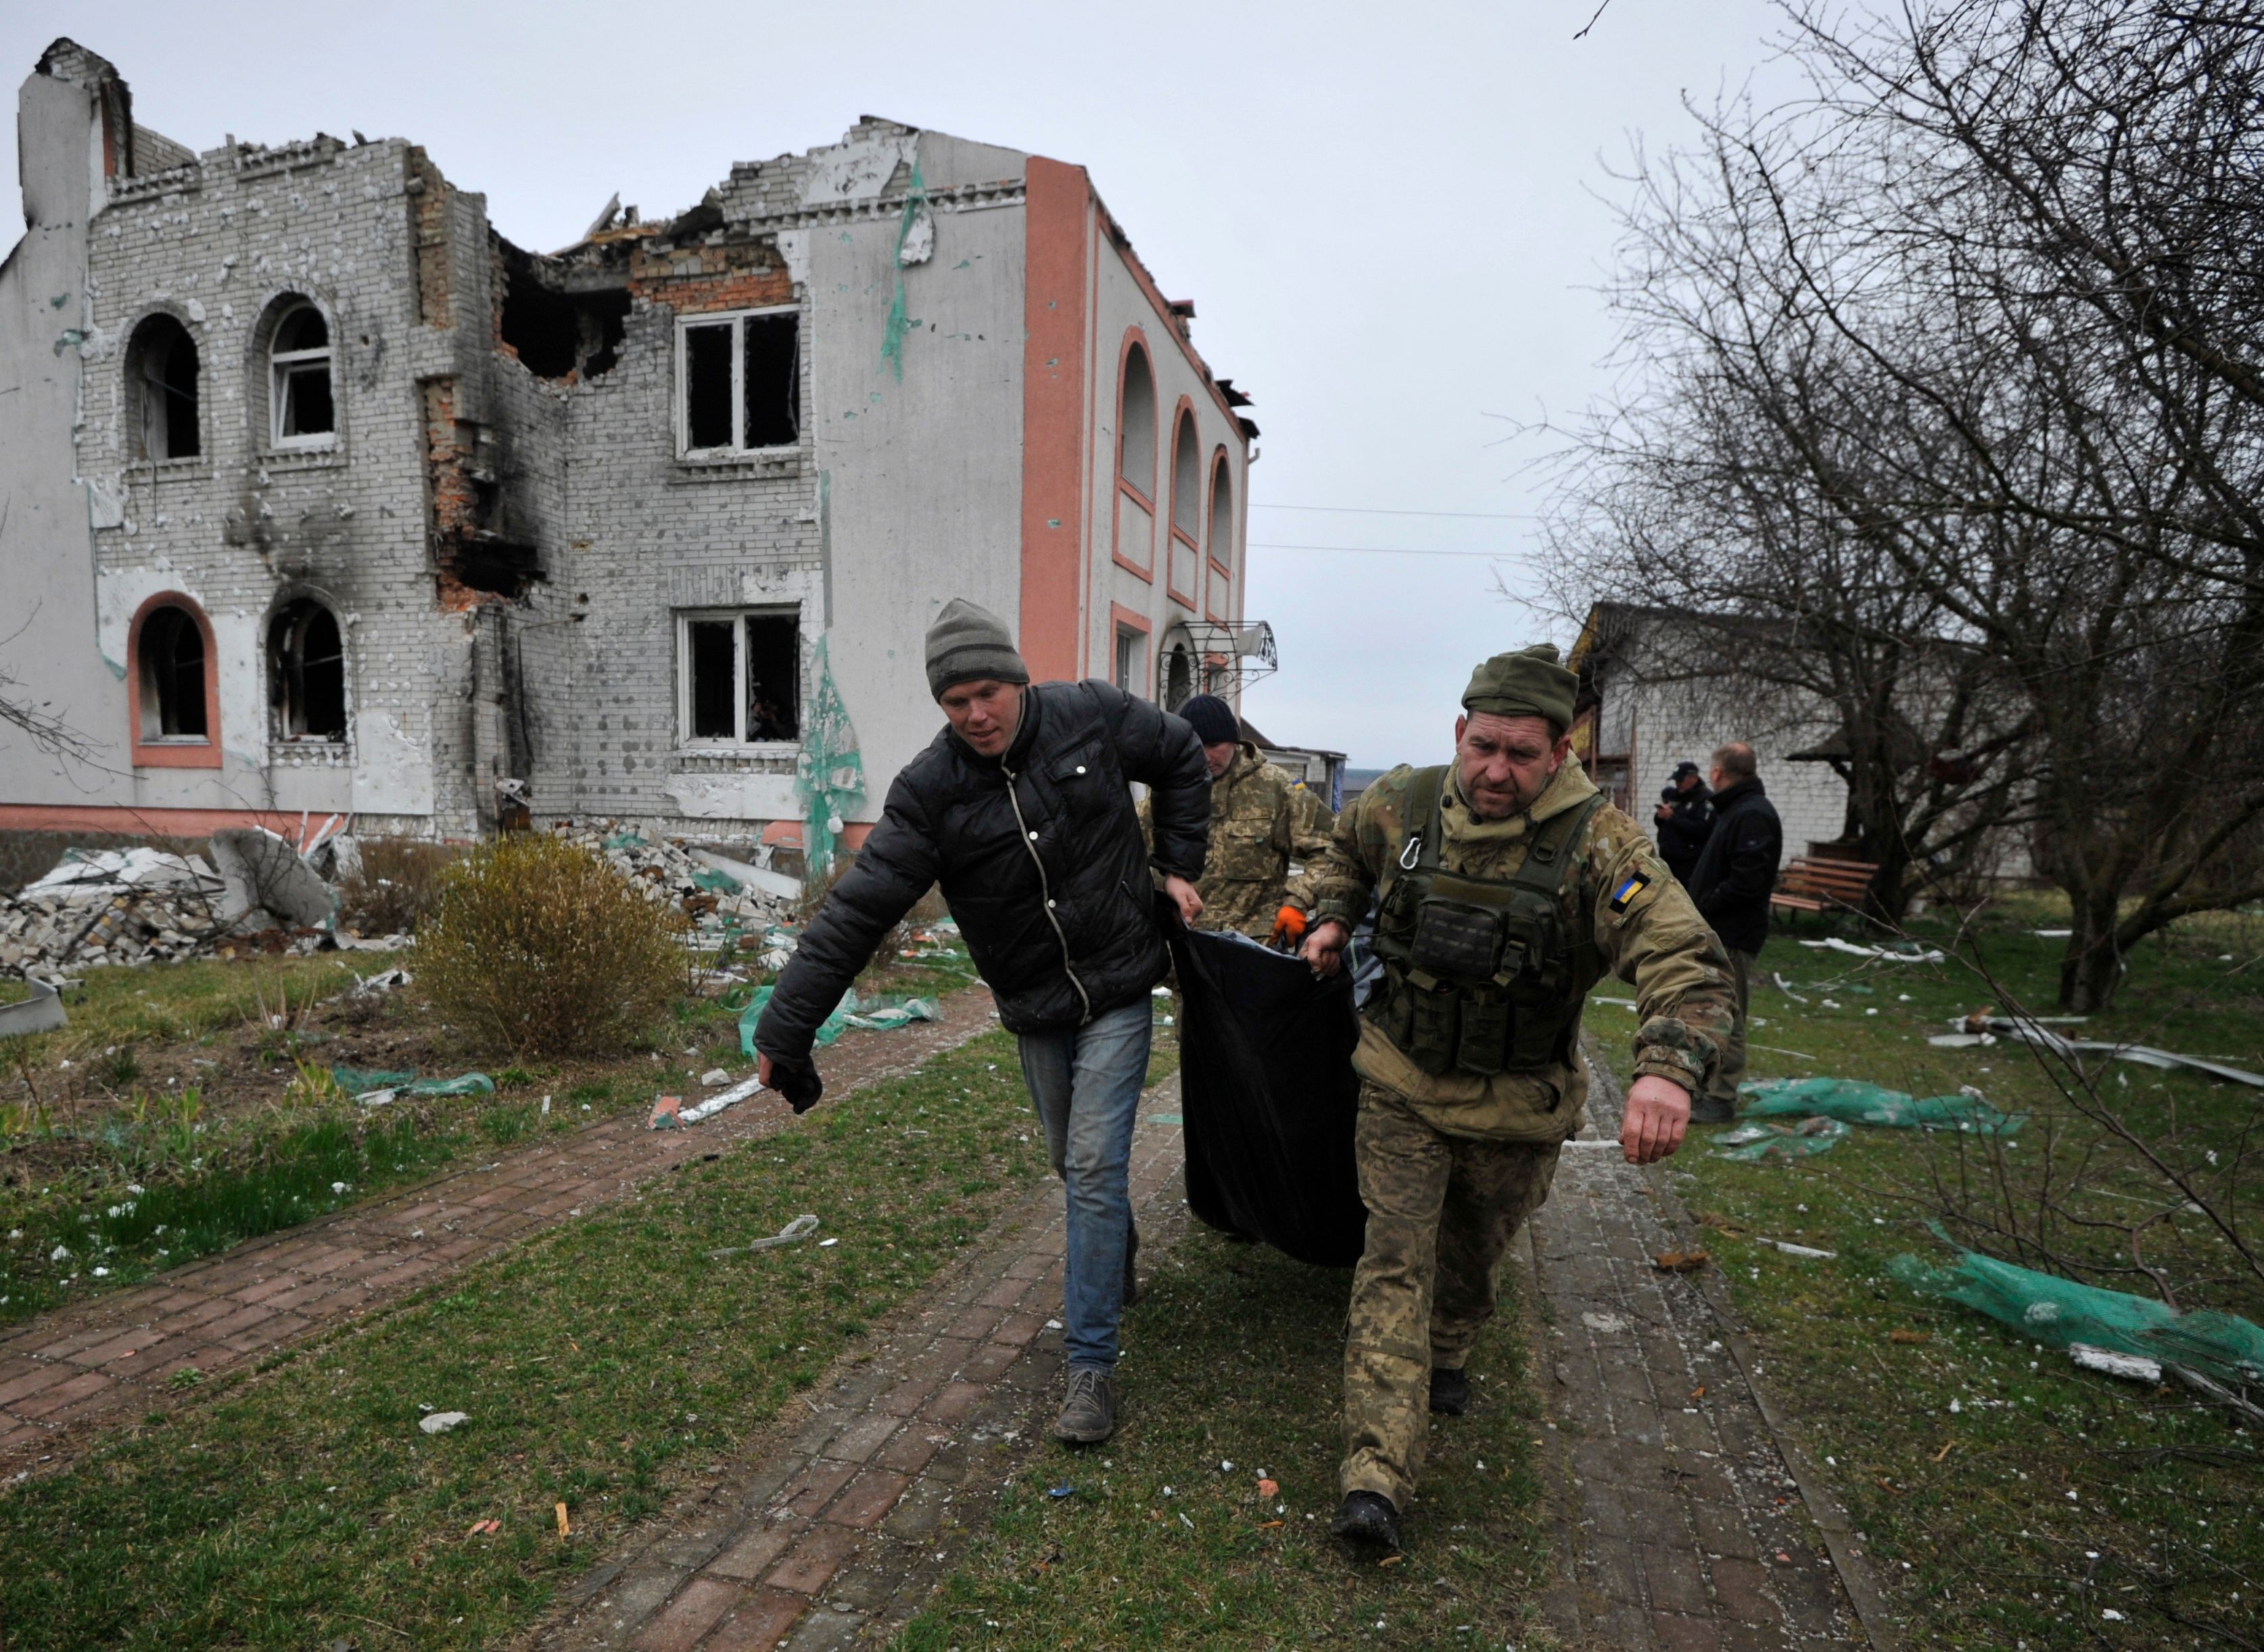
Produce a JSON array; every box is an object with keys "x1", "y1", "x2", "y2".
[
  {"x1": 1139, "y1": 694, "x2": 1335, "y2": 944},
  {"x1": 1301, "y1": 644, "x2": 1739, "y2": 1551}
]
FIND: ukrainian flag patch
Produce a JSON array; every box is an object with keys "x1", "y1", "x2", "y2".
[{"x1": 1609, "y1": 872, "x2": 1651, "y2": 914}]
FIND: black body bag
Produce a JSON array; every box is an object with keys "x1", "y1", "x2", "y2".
[{"x1": 1163, "y1": 909, "x2": 1367, "y2": 1267}]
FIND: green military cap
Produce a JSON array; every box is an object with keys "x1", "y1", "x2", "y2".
[{"x1": 1461, "y1": 643, "x2": 1577, "y2": 728}]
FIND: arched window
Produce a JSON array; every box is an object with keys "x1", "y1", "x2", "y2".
[
  {"x1": 268, "y1": 301, "x2": 335, "y2": 447},
  {"x1": 1162, "y1": 641, "x2": 1194, "y2": 712},
  {"x1": 1206, "y1": 453, "x2": 1234, "y2": 620},
  {"x1": 125, "y1": 313, "x2": 199, "y2": 460},
  {"x1": 268, "y1": 598, "x2": 347, "y2": 741},
  {"x1": 127, "y1": 594, "x2": 220, "y2": 768},
  {"x1": 1166, "y1": 406, "x2": 1201, "y2": 606},
  {"x1": 1113, "y1": 339, "x2": 1158, "y2": 577}
]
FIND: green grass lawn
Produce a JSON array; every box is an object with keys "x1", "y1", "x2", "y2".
[
  {"x1": 0, "y1": 1027, "x2": 1062, "y2": 1651},
  {"x1": 1612, "y1": 895, "x2": 2264, "y2": 1650},
  {"x1": 893, "y1": 1219, "x2": 1556, "y2": 1650},
  {"x1": 0, "y1": 947, "x2": 970, "y2": 1328}
]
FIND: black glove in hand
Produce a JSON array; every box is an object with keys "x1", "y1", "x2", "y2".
[{"x1": 771, "y1": 1058, "x2": 824, "y2": 1115}]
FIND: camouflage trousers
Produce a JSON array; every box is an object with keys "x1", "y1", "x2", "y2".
[
  {"x1": 1700, "y1": 947, "x2": 1755, "y2": 1110},
  {"x1": 1340, "y1": 1080, "x2": 1561, "y2": 1509}
]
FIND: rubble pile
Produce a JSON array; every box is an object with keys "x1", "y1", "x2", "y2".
[
  {"x1": 550, "y1": 824, "x2": 799, "y2": 951},
  {"x1": 0, "y1": 847, "x2": 338, "y2": 978},
  {"x1": 0, "y1": 824, "x2": 805, "y2": 981}
]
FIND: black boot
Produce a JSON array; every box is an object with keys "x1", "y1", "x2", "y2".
[
  {"x1": 1123, "y1": 1215, "x2": 1141, "y2": 1307},
  {"x1": 1429, "y1": 1366, "x2": 1471, "y2": 1416},
  {"x1": 1330, "y1": 1490, "x2": 1402, "y2": 1551}
]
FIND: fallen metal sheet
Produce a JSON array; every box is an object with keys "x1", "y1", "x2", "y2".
[{"x1": 1968, "y1": 1018, "x2": 2264, "y2": 1089}]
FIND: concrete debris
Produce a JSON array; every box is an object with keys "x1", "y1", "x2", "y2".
[
  {"x1": 682, "y1": 1072, "x2": 766, "y2": 1124},
  {"x1": 2070, "y1": 1342, "x2": 2162, "y2": 1384},
  {"x1": 210, "y1": 826, "x2": 337, "y2": 926},
  {"x1": 551, "y1": 823, "x2": 798, "y2": 954},
  {"x1": 0, "y1": 847, "x2": 317, "y2": 976},
  {"x1": 0, "y1": 977, "x2": 67, "y2": 1040},
  {"x1": 419, "y1": 1411, "x2": 471, "y2": 1435}
]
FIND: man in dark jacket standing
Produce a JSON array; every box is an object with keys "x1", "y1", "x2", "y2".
[
  {"x1": 1682, "y1": 741, "x2": 1783, "y2": 1122},
  {"x1": 1653, "y1": 760, "x2": 1714, "y2": 887},
  {"x1": 754, "y1": 598, "x2": 1210, "y2": 1445}
]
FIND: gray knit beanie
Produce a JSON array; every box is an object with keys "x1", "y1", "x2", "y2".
[{"x1": 925, "y1": 598, "x2": 1030, "y2": 699}]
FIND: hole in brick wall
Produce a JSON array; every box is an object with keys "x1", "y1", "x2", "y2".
[{"x1": 500, "y1": 248, "x2": 630, "y2": 381}]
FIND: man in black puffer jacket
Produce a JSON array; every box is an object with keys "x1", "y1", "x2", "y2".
[
  {"x1": 755, "y1": 597, "x2": 1210, "y2": 1446},
  {"x1": 1683, "y1": 741, "x2": 1783, "y2": 1123}
]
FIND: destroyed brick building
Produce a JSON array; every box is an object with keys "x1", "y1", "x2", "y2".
[{"x1": 0, "y1": 41, "x2": 1269, "y2": 854}]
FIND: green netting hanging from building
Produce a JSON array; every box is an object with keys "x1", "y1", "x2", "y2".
[{"x1": 796, "y1": 635, "x2": 866, "y2": 881}]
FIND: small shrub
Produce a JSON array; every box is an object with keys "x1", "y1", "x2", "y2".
[
  {"x1": 413, "y1": 834, "x2": 686, "y2": 1058},
  {"x1": 336, "y1": 836, "x2": 461, "y2": 937}
]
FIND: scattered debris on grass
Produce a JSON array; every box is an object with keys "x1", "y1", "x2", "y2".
[
  {"x1": 1653, "y1": 1249, "x2": 1712, "y2": 1271},
  {"x1": 1795, "y1": 937, "x2": 1945, "y2": 963},
  {"x1": 419, "y1": 1411, "x2": 470, "y2": 1435},
  {"x1": 1715, "y1": 1117, "x2": 1852, "y2": 1160},
  {"x1": 1951, "y1": 1016, "x2": 2264, "y2": 1089},
  {"x1": 681, "y1": 1073, "x2": 765, "y2": 1125},
  {"x1": 708, "y1": 1214, "x2": 821, "y2": 1258},
  {"x1": 647, "y1": 1095, "x2": 684, "y2": 1130}
]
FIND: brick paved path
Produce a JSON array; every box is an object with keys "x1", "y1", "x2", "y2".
[
  {"x1": 527, "y1": 1079, "x2": 1189, "y2": 1652},
  {"x1": 0, "y1": 988, "x2": 1000, "y2": 1478},
  {"x1": 1522, "y1": 1049, "x2": 1900, "y2": 1651}
]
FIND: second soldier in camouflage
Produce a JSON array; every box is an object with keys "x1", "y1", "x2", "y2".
[{"x1": 1301, "y1": 644, "x2": 1738, "y2": 1553}]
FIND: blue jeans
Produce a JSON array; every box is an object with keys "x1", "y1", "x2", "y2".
[{"x1": 1016, "y1": 997, "x2": 1152, "y2": 1371}]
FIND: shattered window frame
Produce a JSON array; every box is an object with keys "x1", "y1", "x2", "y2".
[
  {"x1": 267, "y1": 301, "x2": 337, "y2": 451},
  {"x1": 676, "y1": 607, "x2": 803, "y2": 749},
  {"x1": 127, "y1": 311, "x2": 202, "y2": 462},
  {"x1": 675, "y1": 306, "x2": 802, "y2": 457}
]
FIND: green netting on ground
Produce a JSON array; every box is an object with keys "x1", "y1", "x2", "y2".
[
  {"x1": 796, "y1": 636, "x2": 866, "y2": 881},
  {"x1": 1713, "y1": 1116, "x2": 1852, "y2": 1160},
  {"x1": 1891, "y1": 1242, "x2": 2264, "y2": 1389},
  {"x1": 736, "y1": 987, "x2": 935, "y2": 1057},
  {"x1": 331, "y1": 1066, "x2": 415, "y2": 1095},
  {"x1": 1740, "y1": 1077, "x2": 2025, "y2": 1135},
  {"x1": 328, "y1": 1066, "x2": 495, "y2": 1099}
]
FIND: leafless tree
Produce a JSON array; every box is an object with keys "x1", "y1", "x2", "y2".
[{"x1": 1554, "y1": 0, "x2": 2264, "y2": 1009}]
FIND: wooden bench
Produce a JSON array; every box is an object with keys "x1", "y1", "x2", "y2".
[{"x1": 1770, "y1": 855, "x2": 1880, "y2": 916}]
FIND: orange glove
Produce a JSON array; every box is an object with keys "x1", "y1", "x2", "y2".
[{"x1": 1270, "y1": 905, "x2": 1308, "y2": 947}]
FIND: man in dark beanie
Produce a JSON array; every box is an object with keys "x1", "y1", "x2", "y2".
[
  {"x1": 1139, "y1": 692, "x2": 1334, "y2": 943},
  {"x1": 755, "y1": 597, "x2": 1211, "y2": 1445},
  {"x1": 1653, "y1": 759, "x2": 1715, "y2": 888},
  {"x1": 1300, "y1": 644, "x2": 1736, "y2": 1552}
]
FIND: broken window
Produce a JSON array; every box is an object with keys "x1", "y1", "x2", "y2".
[
  {"x1": 137, "y1": 603, "x2": 209, "y2": 740},
  {"x1": 269, "y1": 302, "x2": 335, "y2": 446},
  {"x1": 126, "y1": 312, "x2": 199, "y2": 460},
  {"x1": 268, "y1": 598, "x2": 347, "y2": 741},
  {"x1": 680, "y1": 609, "x2": 801, "y2": 745},
  {"x1": 679, "y1": 310, "x2": 801, "y2": 453},
  {"x1": 1115, "y1": 626, "x2": 1148, "y2": 697}
]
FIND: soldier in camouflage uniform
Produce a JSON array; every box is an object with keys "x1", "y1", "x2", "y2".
[
  {"x1": 1139, "y1": 694, "x2": 1335, "y2": 943},
  {"x1": 1301, "y1": 645, "x2": 1739, "y2": 1553}
]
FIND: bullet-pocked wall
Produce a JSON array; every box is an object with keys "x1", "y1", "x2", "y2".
[{"x1": 1, "y1": 44, "x2": 1257, "y2": 851}]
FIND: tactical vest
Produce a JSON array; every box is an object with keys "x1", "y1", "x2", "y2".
[{"x1": 1366, "y1": 767, "x2": 1603, "y2": 1077}]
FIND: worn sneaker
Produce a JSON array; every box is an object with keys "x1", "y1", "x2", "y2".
[
  {"x1": 1429, "y1": 1366, "x2": 1472, "y2": 1416},
  {"x1": 1123, "y1": 1217, "x2": 1141, "y2": 1307},
  {"x1": 1329, "y1": 1490, "x2": 1402, "y2": 1551},
  {"x1": 1053, "y1": 1366, "x2": 1118, "y2": 1444}
]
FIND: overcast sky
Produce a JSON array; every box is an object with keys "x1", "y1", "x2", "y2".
[{"x1": 3, "y1": 0, "x2": 1783, "y2": 770}]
